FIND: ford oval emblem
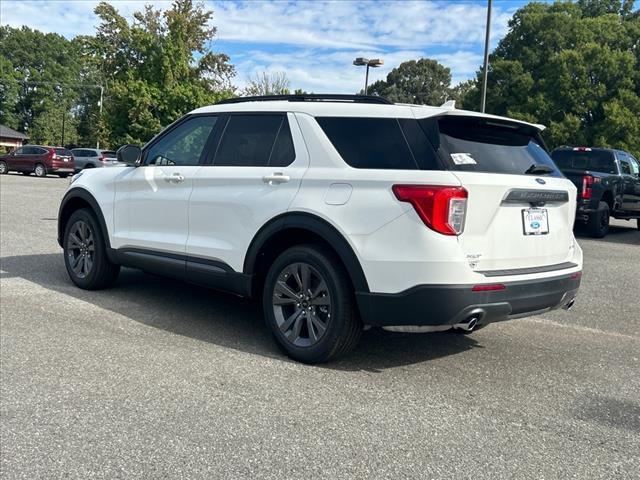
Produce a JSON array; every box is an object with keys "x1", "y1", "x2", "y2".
[{"x1": 535, "y1": 178, "x2": 546, "y2": 185}]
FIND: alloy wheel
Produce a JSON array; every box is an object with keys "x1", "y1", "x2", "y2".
[
  {"x1": 67, "y1": 220, "x2": 95, "y2": 279},
  {"x1": 35, "y1": 164, "x2": 46, "y2": 177},
  {"x1": 272, "y1": 262, "x2": 331, "y2": 347},
  {"x1": 0, "y1": 161, "x2": 7, "y2": 174}
]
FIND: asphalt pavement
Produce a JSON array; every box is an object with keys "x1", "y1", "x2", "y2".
[{"x1": 1, "y1": 173, "x2": 639, "y2": 479}]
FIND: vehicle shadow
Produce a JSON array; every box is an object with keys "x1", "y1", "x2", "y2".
[
  {"x1": 0, "y1": 253, "x2": 479, "y2": 371},
  {"x1": 575, "y1": 224, "x2": 639, "y2": 246}
]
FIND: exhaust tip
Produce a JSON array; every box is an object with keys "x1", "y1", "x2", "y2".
[
  {"x1": 454, "y1": 315, "x2": 479, "y2": 332},
  {"x1": 563, "y1": 299, "x2": 575, "y2": 311}
]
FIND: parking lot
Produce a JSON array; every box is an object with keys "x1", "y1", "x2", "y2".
[{"x1": 1, "y1": 173, "x2": 638, "y2": 479}]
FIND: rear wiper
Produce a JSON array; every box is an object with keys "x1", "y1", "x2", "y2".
[{"x1": 524, "y1": 164, "x2": 555, "y2": 175}]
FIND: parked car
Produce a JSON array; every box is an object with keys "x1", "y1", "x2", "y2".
[
  {"x1": 0, "y1": 145, "x2": 75, "y2": 178},
  {"x1": 57, "y1": 94, "x2": 582, "y2": 363},
  {"x1": 71, "y1": 148, "x2": 119, "y2": 171},
  {"x1": 551, "y1": 147, "x2": 640, "y2": 237}
]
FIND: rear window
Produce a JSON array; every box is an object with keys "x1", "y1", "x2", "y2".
[
  {"x1": 317, "y1": 117, "x2": 440, "y2": 170},
  {"x1": 55, "y1": 148, "x2": 72, "y2": 156},
  {"x1": 101, "y1": 150, "x2": 117, "y2": 157},
  {"x1": 551, "y1": 150, "x2": 617, "y2": 174},
  {"x1": 432, "y1": 116, "x2": 560, "y2": 176}
]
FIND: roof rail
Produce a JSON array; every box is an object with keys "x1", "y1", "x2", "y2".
[{"x1": 216, "y1": 94, "x2": 393, "y2": 105}]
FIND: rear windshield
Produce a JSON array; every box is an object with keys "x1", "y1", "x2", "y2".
[
  {"x1": 431, "y1": 116, "x2": 561, "y2": 176},
  {"x1": 55, "y1": 148, "x2": 72, "y2": 156},
  {"x1": 101, "y1": 150, "x2": 117, "y2": 156},
  {"x1": 551, "y1": 150, "x2": 617, "y2": 174},
  {"x1": 317, "y1": 115, "x2": 558, "y2": 176}
]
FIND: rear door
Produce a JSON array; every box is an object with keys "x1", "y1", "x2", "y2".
[
  {"x1": 71, "y1": 149, "x2": 89, "y2": 169},
  {"x1": 187, "y1": 113, "x2": 309, "y2": 273},
  {"x1": 430, "y1": 115, "x2": 577, "y2": 272}
]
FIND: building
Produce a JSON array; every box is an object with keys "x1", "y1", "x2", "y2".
[{"x1": 0, "y1": 125, "x2": 29, "y2": 152}]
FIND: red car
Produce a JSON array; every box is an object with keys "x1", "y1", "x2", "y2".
[{"x1": 0, "y1": 145, "x2": 75, "y2": 178}]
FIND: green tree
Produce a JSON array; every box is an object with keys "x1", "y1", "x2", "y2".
[
  {"x1": 462, "y1": 0, "x2": 640, "y2": 154},
  {"x1": 366, "y1": 58, "x2": 453, "y2": 105},
  {"x1": 0, "y1": 26, "x2": 84, "y2": 145},
  {"x1": 85, "y1": 0, "x2": 236, "y2": 146}
]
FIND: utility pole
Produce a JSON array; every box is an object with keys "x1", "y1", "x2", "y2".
[
  {"x1": 61, "y1": 111, "x2": 66, "y2": 147},
  {"x1": 480, "y1": 0, "x2": 492, "y2": 113}
]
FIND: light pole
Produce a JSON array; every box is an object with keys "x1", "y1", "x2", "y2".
[
  {"x1": 353, "y1": 57, "x2": 384, "y2": 95},
  {"x1": 480, "y1": 0, "x2": 492, "y2": 113}
]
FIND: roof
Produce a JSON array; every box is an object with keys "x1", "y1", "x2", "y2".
[
  {"x1": 190, "y1": 98, "x2": 546, "y2": 131},
  {"x1": 0, "y1": 124, "x2": 29, "y2": 140}
]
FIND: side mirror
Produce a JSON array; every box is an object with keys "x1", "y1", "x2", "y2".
[{"x1": 117, "y1": 144, "x2": 142, "y2": 166}]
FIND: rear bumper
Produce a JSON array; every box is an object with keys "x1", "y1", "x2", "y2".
[{"x1": 356, "y1": 273, "x2": 581, "y2": 327}]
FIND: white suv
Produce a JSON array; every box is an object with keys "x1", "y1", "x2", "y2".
[{"x1": 58, "y1": 94, "x2": 582, "y2": 363}]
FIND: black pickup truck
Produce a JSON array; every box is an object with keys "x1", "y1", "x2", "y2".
[{"x1": 551, "y1": 147, "x2": 640, "y2": 237}]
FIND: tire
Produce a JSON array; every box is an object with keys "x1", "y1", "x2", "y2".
[
  {"x1": 0, "y1": 161, "x2": 7, "y2": 174},
  {"x1": 637, "y1": 218, "x2": 640, "y2": 231},
  {"x1": 34, "y1": 163, "x2": 47, "y2": 177},
  {"x1": 58, "y1": 173, "x2": 69, "y2": 178},
  {"x1": 262, "y1": 244, "x2": 362, "y2": 363},
  {"x1": 63, "y1": 208, "x2": 120, "y2": 290},
  {"x1": 587, "y1": 201, "x2": 609, "y2": 238}
]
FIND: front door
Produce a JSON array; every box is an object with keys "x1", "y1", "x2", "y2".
[{"x1": 112, "y1": 115, "x2": 220, "y2": 255}]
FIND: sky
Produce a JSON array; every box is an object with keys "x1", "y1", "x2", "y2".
[{"x1": 0, "y1": 0, "x2": 540, "y2": 93}]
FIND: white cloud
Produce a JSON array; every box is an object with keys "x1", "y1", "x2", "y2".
[{"x1": 0, "y1": 0, "x2": 517, "y2": 93}]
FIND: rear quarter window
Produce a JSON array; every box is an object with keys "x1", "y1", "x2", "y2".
[{"x1": 316, "y1": 117, "x2": 420, "y2": 170}]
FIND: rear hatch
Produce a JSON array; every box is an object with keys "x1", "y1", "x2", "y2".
[
  {"x1": 54, "y1": 147, "x2": 74, "y2": 164},
  {"x1": 425, "y1": 114, "x2": 576, "y2": 273}
]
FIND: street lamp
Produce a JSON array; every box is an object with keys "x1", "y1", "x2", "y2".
[{"x1": 353, "y1": 57, "x2": 384, "y2": 95}]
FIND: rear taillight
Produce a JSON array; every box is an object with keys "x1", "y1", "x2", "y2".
[
  {"x1": 392, "y1": 185, "x2": 468, "y2": 235},
  {"x1": 581, "y1": 175, "x2": 594, "y2": 199},
  {"x1": 99, "y1": 154, "x2": 105, "y2": 161}
]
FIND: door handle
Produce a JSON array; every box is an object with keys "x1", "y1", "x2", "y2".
[
  {"x1": 262, "y1": 172, "x2": 290, "y2": 185},
  {"x1": 164, "y1": 173, "x2": 185, "y2": 184}
]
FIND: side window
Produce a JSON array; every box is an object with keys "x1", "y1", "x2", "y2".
[
  {"x1": 316, "y1": 117, "x2": 418, "y2": 170},
  {"x1": 35, "y1": 147, "x2": 48, "y2": 155},
  {"x1": 269, "y1": 117, "x2": 296, "y2": 167},
  {"x1": 146, "y1": 115, "x2": 218, "y2": 166},
  {"x1": 13, "y1": 147, "x2": 25, "y2": 155},
  {"x1": 214, "y1": 115, "x2": 284, "y2": 167},
  {"x1": 628, "y1": 156, "x2": 639, "y2": 176},
  {"x1": 619, "y1": 158, "x2": 632, "y2": 175}
]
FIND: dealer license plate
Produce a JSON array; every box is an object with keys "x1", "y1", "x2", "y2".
[{"x1": 522, "y1": 208, "x2": 549, "y2": 235}]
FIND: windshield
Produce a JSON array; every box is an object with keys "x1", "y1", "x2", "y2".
[
  {"x1": 426, "y1": 116, "x2": 562, "y2": 177},
  {"x1": 551, "y1": 150, "x2": 617, "y2": 174}
]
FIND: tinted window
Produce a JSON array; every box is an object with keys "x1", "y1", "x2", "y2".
[
  {"x1": 71, "y1": 149, "x2": 84, "y2": 156},
  {"x1": 628, "y1": 156, "x2": 639, "y2": 175},
  {"x1": 317, "y1": 117, "x2": 418, "y2": 170},
  {"x1": 619, "y1": 158, "x2": 632, "y2": 175},
  {"x1": 269, "y1": 117, "x2": 296, "y2": 167},
  {"x1": 146, "y1": 115, "x2": 218, "y2": 166},
  {"x1": 551, "y1": 150, "x2": 617, "y2": 174},
  {"x1": 436, "y1": 116, "x2": 560, "y2": 176},
  {"x1": 398, "y1": 118, "x2": 441, "y2": 170},
  {"x1": 55, "y1": 148, "x2": 72, "y2": 156},
  {"x1": 101, "y1": 150, "x2": 117, "y2": 157},
  {"x1": 13, "y1": 147, "x2": 25, "y2": 155},
  {"x1": 215, "y1": 115, "x2": 284, "y2": 167},
  {"x1": 34, "y1": 147, "x2": 48, "y2": 155}
]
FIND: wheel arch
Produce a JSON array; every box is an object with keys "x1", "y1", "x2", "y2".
[
  {"x1": 58, "y1": 188, "x2": 111, "y2": 251},
  {"x1": 244, "y1": 212, "x2": 370, "y2": 298}
]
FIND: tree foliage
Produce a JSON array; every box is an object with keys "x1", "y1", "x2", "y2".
[
  {"x1": 366, "y1": 59, "x2": 453, "y2": 105},
  {"x1": 0, "y1": 0, "x2": 235, "y2": 148},
  {"x1": 461, "y1": 0, "x2": 640, "y2": 154},
  {"x1": 243, "y1": 72, "x2": 291, "y2": 96}
]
